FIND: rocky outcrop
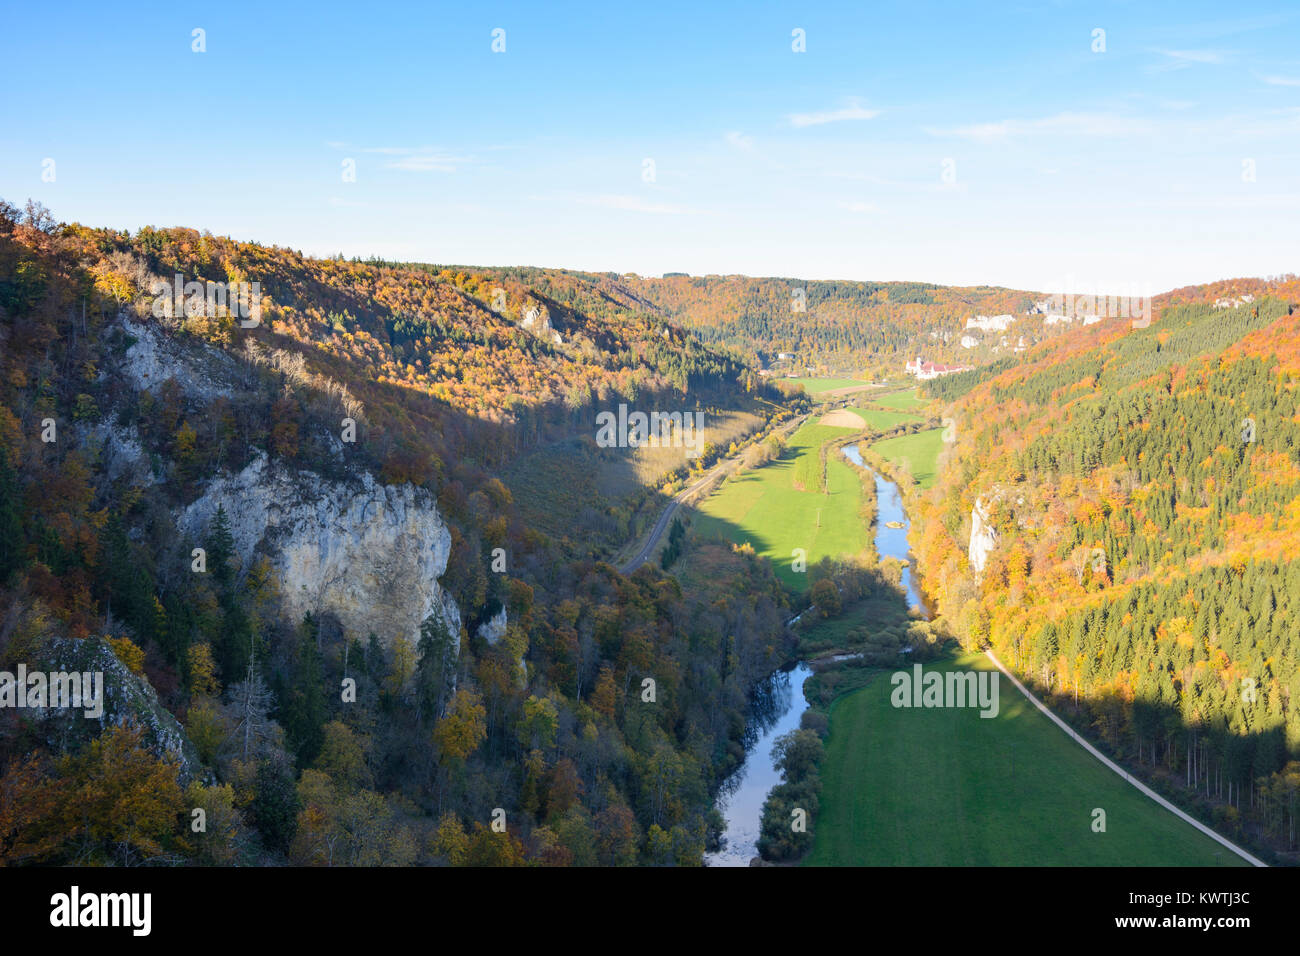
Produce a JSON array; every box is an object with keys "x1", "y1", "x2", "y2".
[
  {"x1": 474, "y1": 607, "x2": 525, "y2": 682},
  {"x1": 477, "y1": 607, "x2": 508, "y2": 645},
  {"x1": 118, "y1": 315, "x2": 245, "y2": 401},
  {"x1": 968, "y1": 497, "x2": 998, "y2": 574},
  {"x1": 31, "y1": 635, "x2": 204, "y2": 783},
  {"x1": 109, "y1": 311, "x2": 465, "y2": 660},
  {"x1": 177, "y1": 453, "x2": 462, "y2": 654},
  {"x1": 520, "y1": 301, "x2": 562, "y2": 346},
  {"x1": 78, "y1": 420, "x2": 158, "y2": 486}
]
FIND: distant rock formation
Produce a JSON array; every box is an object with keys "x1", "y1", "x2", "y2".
[
  {"x1": 969, "y1": 497, "x2": 998, "y2": 574},
  {"x1": 520, "y1": 300, "x2": 562, "y2": 345}
]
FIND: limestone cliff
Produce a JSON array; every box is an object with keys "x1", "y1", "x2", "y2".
[
  {"x1": 119, "y1": 315, "x2": 246, "y2": 401},
  {"x1": 520, "y1": 300, "x2": 562, "y2": 345},
  {"x1": 178, "y1": 453, "x2": 463, "y2": 654},
  {"x1": 968, "y1": 497, "x2": 998, "y2": 574},
  {"x1": 106, "y1": 311, "x2": 464, "y2": 658}
]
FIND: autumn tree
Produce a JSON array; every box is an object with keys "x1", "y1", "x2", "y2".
[{"x1": 433, "y1": 688, "x2": 487, "y2": 763}]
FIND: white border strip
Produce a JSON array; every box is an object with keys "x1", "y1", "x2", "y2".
[{"x1": 984, "y1": 648, "x2": 1267, "y2": 867}]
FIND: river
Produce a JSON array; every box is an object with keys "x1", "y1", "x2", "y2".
[
  {"x1": 703, "y1": 661, "x2": 814, "y2": 866},
  {"x1": 705, "y1": 440, "x2": 923, "y2": 865},
  {"x1": 841, "y1": 443, "x2": 926, "y2": 612}
]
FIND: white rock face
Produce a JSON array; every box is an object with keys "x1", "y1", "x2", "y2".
[
  {"x1": 969, "y1": 497, "x2": 999, "y2": 574},
  {"x1": 477, "y1": 607, "x2": 508, "y2": 645},
  {"x1": 36, "y1": 636, "x2": 204, "y2": 782},
  {"x1": 178, "y1": 454, "x2": 462, "y2": 653},
  {"x1": 120, "y1": 316, "x2": 243, "y2": 401},
  {"x1": 966, "y1": 314, "x2": 1015, "y2": 332},
  {"x1": 520, "y1": 302, "x2": 562, "y2": 345},
  {"x1": 474, "y1": 608, "x2": 525, "y2": 682},
  {"x1": 78, "y1": 420, "x2": 158, "y2": 486}
]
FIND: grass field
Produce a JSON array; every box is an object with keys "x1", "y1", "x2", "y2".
[
  {"x1": 870, "y1": 428, "x2": 945, "y2": 489},
  {"x1": 847, "y1": 407, "x2": 922, "y2": 430},
  {"x1": 693, "y1": 421, "x2": 868, "y2": 589},
  {"x1": 804, "y1": 651, "x2": 1248, "y2": 866},
  {"x1": 870, "y1": 387, "x2": 928, "y2": 411},
  {"x1": 788, "y1": 377, "x2": 871, "y2": 395}
]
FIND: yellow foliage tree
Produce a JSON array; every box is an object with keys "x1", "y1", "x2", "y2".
[{"x1": 433, "y1": 688, "x2": 487, "y2": 762}]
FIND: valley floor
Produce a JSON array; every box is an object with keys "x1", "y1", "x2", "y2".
[{"x1": 805, "y1": 651, "x2": 1248, "y2": 866}]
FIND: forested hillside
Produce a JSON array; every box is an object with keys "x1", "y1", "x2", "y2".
[
  {"x1": 914, "y1": 293, "x2": 1300, "y2": 860},
  {"x1": 627, "y1": 274, "x2": 1035, "y2": 375},
  {"x1": 0, "y1": 200, "x2": 797, "y2": 866}
]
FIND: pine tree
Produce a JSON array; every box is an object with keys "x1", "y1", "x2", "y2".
[
  {"x1": 0, "y1": 452, "x2": 24, "y2": 583},
  {"x1": 207, "y1": 504, "x2": 236, "y2": 587},
  {"x1": 280, "y1": 614, "x2": 327, "y2": 767},
  {"x1": 415, "y1": 614, "x2": 457, "y2": 723}
]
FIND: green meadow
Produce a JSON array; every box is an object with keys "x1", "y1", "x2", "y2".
[
  {"x1": 693, "y1": 422, "x2": 868, "y2": 589},
  {"x1": 788, "y1": 377, "x2": 871, "y2": 395},
  {"x1": 847, "y1": 407, "x2": 922, "y2": 430},
  {"x1": 870, "y1": 427, "x2": 945, "y2": 489},
  {"x1": 804, "y1": 652, "x2": 1248, "y2": 867},
  {"x1": 870, "y1": 387, "x2": 928, "y2": 411}
]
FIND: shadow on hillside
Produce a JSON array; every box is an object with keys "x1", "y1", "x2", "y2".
[{"x1": 1009, "y1": 677, "x2": 1295, "y2": 861}]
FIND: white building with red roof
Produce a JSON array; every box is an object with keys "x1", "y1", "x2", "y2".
[{"x1": 905, "y1": 356, "x2": 972, "y2": 380}]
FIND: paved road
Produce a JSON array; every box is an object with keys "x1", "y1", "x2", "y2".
[
  {"x1": 617, "y1": 477, "x2": 703, "y2": 574},
  {"x1": 618, "y1": 412, "x2": 809, "y2": 574}
]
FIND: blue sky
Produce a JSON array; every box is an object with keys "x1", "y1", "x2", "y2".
[{"x1": 2, "y1": 0, "x2": 1297, "y2": 291}]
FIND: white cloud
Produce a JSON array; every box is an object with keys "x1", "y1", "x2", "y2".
[
  {"x1": 325, "y1": 145, "x2": 474, "y2": 172},
  {"x1": 1161, "y1": 48, "x2": 1228, "y2": 63},
  {"x1": 385, "y1": 154, "x2": 469, "y2": 172},
  {"x1": 1148, "y1": 48, "x2": 1231, "y2": 72},
  {"x1": 927, "y1": 119, "x2": 1013, "y2": 142},
  {"x1": 1134, "y1": 191, "x2": 1300, "y2": 212},
  {"x1": 725, "y1": 130, "x2": 755, "y2": 151},
  {"x1": 1259, "y1": 73, "x2": 1300, "y2": 87},
  {"x1": 574, "y1": 194, "x2": 697, "y2": 215},
  {"x1": 1214, "y1": 106, "x2": 1300, "y2": 137},
  {"x1": 926, "y1": 112, "x2": 1149, "y2": 142},
  {"x1": 788, "y1": 102, "x2": 882, "y2": 128},
  {"x1": 840, "y1": 201, "x2": 879, "y2": 214}
]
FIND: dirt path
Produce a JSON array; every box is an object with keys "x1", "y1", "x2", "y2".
[
  {"x1": 817, "y1": 384, "x2": 878, "y2": 399},
  {"x1": 818, "y1": 408, "x2": 864, "y2": 428}
]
